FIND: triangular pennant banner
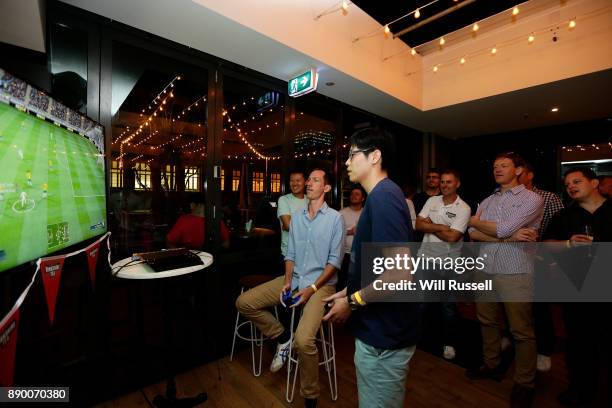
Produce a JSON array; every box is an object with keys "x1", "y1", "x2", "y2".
[
  {"x1": 85, "y1": 241, "x2": 101, "y2": 289},
  {"x1": 0, "y1": 308, "x2": 20, "y2": 386},
  {"x1": 40, "y1": 256, "x2": 65, "y2": 325}
]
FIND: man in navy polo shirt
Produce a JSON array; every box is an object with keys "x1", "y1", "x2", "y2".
[{"x1": 324, "y1": 128, "x2": 419, "y2": 408}]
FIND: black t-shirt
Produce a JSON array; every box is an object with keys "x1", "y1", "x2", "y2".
[
  {"x1": 347, "y1": 178, "x2": 420, "y2": 349},
  {"x1": 543, "y1": 199, "x2": 612, "y2": 241},
  {"x1": 412, "y1": 191, "x2": 440, "y2": 214}
]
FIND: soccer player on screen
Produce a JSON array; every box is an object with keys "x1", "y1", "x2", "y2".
[
  {"x1": 20, "y1": 191, "x2": 27, "y2": 209},
  {"x1": 26, "y1": 170, "x2": 32, "y2": 186},
  {"x1": 42, "y1": 183, "x2": 48, "y2": 199}
]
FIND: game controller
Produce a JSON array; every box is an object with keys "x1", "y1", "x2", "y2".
[{"x1": 281, "y1": 289, "x2": 301, "y2": 307}]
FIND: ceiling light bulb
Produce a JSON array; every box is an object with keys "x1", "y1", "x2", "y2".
[
  {"x1": 569, "y1": 19, "x2": 576, "y2": 29},
  {"x1": 551, "y1": 107, "x2": 559, "y2": 112},
  {"x1": 414, "y1": 8, "x2": 420, "y2": 19},
  {"x1": 341, "y1": 0, "x2": 349, "y2": 15},
  {"x1": 512, "y1": 6, "x2": 519, "y2": 16},
  {"x1": 491, "y1": 47, "x2": 497, "y2": 54},
  {"x1": 433, "y1": 66, "x2": 438, "y2": 73},
  {"x1": 460, "y1": 57, "x2": 466, "y2": 64},
  {"x1": 384, "y1": 24, "x2": 391, "y2": 38},
  {"x1": 439, "y1": 37, "x2": 445, "y2": 45},
  {"x1": 411, "y1": 48, "x2": 416, "y2": 56},
  {"x1": 528, "y1": 34, "x2": 535, "y2": 43},
  {"x1": 473, "y1": 23, "x2": 479, "y2": 32}
]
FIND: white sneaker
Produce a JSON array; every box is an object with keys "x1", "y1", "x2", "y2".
[
  {"x1": 270, "y1": 339, "x2": 291, "y2": 373},
  {"x1": 536, "y1": 354, "x2": 552, "y2": 372},
  {"x1": 443, "y1": 345, "x2": 456, "y2": 360},
  {"x1": 501, "y1": 336, "x2": 512, "y2": 352}
]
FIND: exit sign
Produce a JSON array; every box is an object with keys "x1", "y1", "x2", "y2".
[{"x1": 288, "y1": 68, "x2": 318, "y2": 97}]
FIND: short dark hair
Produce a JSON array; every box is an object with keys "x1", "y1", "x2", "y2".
[
  {"x1": 309, "y1": 167, "x2": 333, "y2": 187},
  {"x1": 441, "y1": 169, "x2": 461, "y2": 181},
  {"x1": 494, "y1": 151, "x2": 526, "y2": 168},
  {"x1": 522, "y1": 162, "x2": 535, "y2": 174},
  {"x1": 288, "y1": 169, "x2": 306, "y2": 179},
  {"x1": 349, "y1": 127, "x2": 395, "y2": 170},
  {"x1": 598, "y1": 175, "x2": 612, "y2": 182},
  {"x1": 350, "y1": 184, "x2": 367, "y2": 198},
  {"x1": 427, "y1": 168, "x2": 442, "y2": 176},
  {"x1": 564, "y1": 167, "x2": 597, "y2": 180}
]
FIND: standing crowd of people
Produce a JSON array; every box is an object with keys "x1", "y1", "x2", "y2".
[{"x1": 234, "y1": 128, "x2": 611, "y2": 408}]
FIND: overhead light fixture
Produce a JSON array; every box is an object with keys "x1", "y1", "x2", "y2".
[
  {"x1": 569, "y1": 19, "x2": 576, "y2": 29},
  {"x1": 460, "y1": 57, "x2": 466, "y2": 65},
  {"x1": 528, "y1": 34, "x2": 535, "y2": 43},
  {"x1": 433, "y1": 65, "x2": 438, "y2": 73},
  {"x1": 341, "y1": 0, "x2": 349, "y2": 15},
  {"x1": 491, "y1": 47, "x2": 497, "y2": 55},
  {"x1": 473, "y1": 23, "x2": 479, "y2": 32},
  {"x1": 439, "y1": 37, "x2": 445, "y2": 46},
  {"x1": 384, "y1": 24, "x2": 391, "y2": 38},
  {"x1": 551, "y1": 107, "x2": 559, "y2": 112},
  {"x1": 410, "y1": 48, "x2": 417, "y2": 56},
  {"x1": 512, "y1": 6, "x2": 520, "y2": 16},
  {"x1": 414, "y1": 8, "x2": 420, "y2": 19}
]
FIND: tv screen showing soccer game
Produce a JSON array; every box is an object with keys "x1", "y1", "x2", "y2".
[{"x1": 0, "y1": 68, "x2": 107, "y2": 273}]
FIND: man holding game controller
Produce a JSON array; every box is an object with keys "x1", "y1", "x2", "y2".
[{"x1": 235, "y1": 168, "x2": 344, "y2": 408}]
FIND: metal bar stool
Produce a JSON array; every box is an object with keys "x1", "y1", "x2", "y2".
[
  {"x1": 230, "y1": 274, "x2": 278, "y2": 377},
  {"x1": 285, "y1": 306, "x2": 338, "y2": 403}
]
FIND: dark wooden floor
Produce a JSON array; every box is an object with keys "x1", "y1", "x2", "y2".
[{"x1": 95, "y1": 325, "x2": 570, "y2": 407}]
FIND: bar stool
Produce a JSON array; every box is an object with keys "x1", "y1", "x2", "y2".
[
  {"x1": 230, "y1": 274, "x2": 278, "y2": 377},
  {"x1": 285, "y1": 306, "x2": 338, "y2": 403}
]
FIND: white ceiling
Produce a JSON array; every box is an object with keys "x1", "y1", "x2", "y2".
[
  {"x1": 0, "y1": 0, "x2": 45, "y2": 53},
  {"x1": 2, "y1": 0, "x2": 611, "y2": 138}
]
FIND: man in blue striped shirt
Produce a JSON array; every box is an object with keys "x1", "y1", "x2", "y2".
[{"x1": 466, "y1": 152, "x2": 543, "y2": 408}]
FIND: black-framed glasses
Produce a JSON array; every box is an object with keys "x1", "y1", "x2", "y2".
[{"x1": 347, "y1": 147, "x2": 373, "y2": 162}]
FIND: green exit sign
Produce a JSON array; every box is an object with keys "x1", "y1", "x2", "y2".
[{"x1": 288, "y1": 68, "x2": 318, "y2": 97}]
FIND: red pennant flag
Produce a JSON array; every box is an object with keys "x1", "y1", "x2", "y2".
[
  {"x1": 85, "y1": 241, "x2": 101, "y2": 289},
  {"x1": 40, "y1": 256, "x2": 65, "y2": 325},
  {"x1": 0, "y1": 308, "x2": 20, "y2": 386}
]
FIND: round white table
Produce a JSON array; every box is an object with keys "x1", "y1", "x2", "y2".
[
  {"x1": 111, "y1": 251, "x2": 214, "y2": 279},
  {"x1": 112, "y1": 250, "x2": 213, "y2": 407}
]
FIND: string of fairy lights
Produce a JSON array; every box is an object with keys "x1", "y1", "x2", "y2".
[
  {"x1": 317, "y1": 0, "x2": 612, "y2": 77},
  {"x1": 561, "y1": 142, "x2": 612, "y2": 153}
]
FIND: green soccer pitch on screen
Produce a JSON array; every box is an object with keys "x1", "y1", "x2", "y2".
[{"x1": 0, "y1": 68, "x2": 107, "y2": 273}]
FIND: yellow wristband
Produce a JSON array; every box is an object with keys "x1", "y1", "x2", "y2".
[
  {"x1": 354, "y1": 290, "x2": 366, "y2": 306},
  {"x1": 310, "y1": 284, "x2": 318, "y2": 292}
]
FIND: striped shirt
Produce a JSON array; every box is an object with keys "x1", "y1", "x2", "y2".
[{"x1": 471, "y1": 184, "x2": 544, "y2": 275}]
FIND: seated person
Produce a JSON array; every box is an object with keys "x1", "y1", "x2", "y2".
[
  {"x1": 235, "y1": 169, "x2": 344, "y2": 408},
  {"x1": 167, "y1": 199, "x2": 230, "y2": 249}
]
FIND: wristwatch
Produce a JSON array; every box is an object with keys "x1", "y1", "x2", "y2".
[{"x1": 347, "y1": 293, "x2": 359, "y2": 311}]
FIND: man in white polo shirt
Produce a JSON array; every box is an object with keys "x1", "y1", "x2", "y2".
[{"x1": 415, "y1": 169, "x2": 471, "y2": 360}]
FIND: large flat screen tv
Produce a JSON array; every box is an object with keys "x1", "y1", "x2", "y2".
[{"x1": 0, "y1": 68, "x2": 106, "y2": 273}]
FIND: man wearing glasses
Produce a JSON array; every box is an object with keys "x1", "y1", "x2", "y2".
[
  {"x1": 323, "y1": 128, "x2": 418, "y2": 408},
  {"x1": 413, "y1": 168, "x2": 442, "y2": 214}
]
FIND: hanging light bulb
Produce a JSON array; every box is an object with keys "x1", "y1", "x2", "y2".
[
  {"x1": 414, "y1": 8, "x2": 420, "y2": 19},
  {"x1": 341, "y1": 0, "x2": 349, "y2": 15},
  {"x1": 491, "y1": 47, "x2": 497, "y2": 55},
  {"x1": 473, "y1": 23, "x2": 479, "y2": 32},
  {"x1": 569, "y1": 19, "x2": 576, "y2": 29},
  {"x1": 528, "y1": 34, "x2": 535, "y2": 43},
  {"x1": 512, "y1": 6, "x2": 519, "y2": 16},
  {"x1": 384, "y1": 24, "x2": 391, "y2": 38},
  {"x1": 433, "y1": 65, "x2": 438, "y2": 73},
  {"x1": 460, "y1": 57, "x2": 466, "y2": 65},
  {"x1": 439, "y1": 37, "x2": 445, "y2": 46},
  {"x1": 411, "y1": 48, "x2": 417, "y2": 56}
]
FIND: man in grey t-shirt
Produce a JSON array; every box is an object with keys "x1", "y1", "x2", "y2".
[{"x1": 277, "y1": 170, "x2": 307, "y2": 258}]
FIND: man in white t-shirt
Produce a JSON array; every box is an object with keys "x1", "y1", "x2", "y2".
[
  {"x1": 277, "y1": 170, "x2": 307, "y2": 262},
  {"x1": 338, "y1": 185, "x2": 366, "y2": 289},
  {"x1": 415, "y1": 169, "x2": 471, "y2": 361}
]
